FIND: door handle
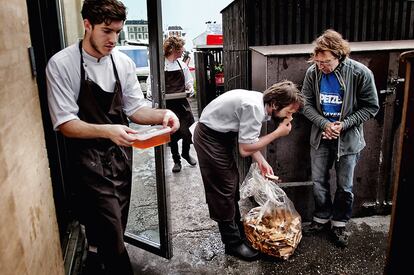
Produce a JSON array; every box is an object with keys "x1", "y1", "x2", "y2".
[{"x1": 380, "y1": 77, "x2": 405, "y2": 94}]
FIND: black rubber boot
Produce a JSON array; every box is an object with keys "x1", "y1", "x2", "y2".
[
  {"x1": 218, "y1": 221, "x2": 259, "y2": 261},
  {"x1": 82, "y1": 251, "x2": 105, "y2": 275},
  {"x1": 224, "y1": 242, "x2": 259, "y2": 261},
  {"x1": 181, "y1": 142, "x2": 197, "y2": 166},
  {"x1": 172, "y1": 162, "x2": 182, "y2": 173},
  {"x1": 170, "y1": 140, "x2": 181, "y2": 172},
  {"x1": 181, "y1": 153, "x2": 197, "y2": 166}
]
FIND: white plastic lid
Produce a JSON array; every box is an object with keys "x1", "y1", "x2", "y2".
[{"x1": 134, "y1": 125, "x2": 171, "y2": 141}]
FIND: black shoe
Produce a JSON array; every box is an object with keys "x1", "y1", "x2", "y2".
[
  {"x1": 172, "y1": 163, "x2": 182, "y2": 173},
  {"x1": 303, "y1": 221, "x2": 330, "y2": 235},
  {"x1": 225, "y1": 242, "x2": 259, "y2": 261},
  {"x1": 181, "y1": 154, "x2": 197, "y2": 166},
  {"x1": 83, "y1": 251, "x2": 104, "y2": 275},
  {"x1": 331, "y1": 226, "x2": 349, "y2": 248}
]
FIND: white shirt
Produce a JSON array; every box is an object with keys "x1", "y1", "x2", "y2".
[
  {"x1": 46, "y1": 42, "x2": 147, "y2": 130},
  {"x1": 199, "y1": 89, "x2": 266, "y2": 144}
]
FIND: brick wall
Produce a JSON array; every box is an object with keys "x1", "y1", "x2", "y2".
[{"x1": 0, "y1": 1, "x2": 64, "y2": 274}]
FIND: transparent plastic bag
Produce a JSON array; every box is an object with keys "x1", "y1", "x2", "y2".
[{"x1": 240, "y1": 163, "x2": 302, "y2": 260}]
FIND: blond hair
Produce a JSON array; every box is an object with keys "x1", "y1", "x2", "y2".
[
  {"x1": 311, "y1": 29, "x2": 350, "y2": 62},
  {"x1": 163, "y1": 36, "x2": 185, "y2": 57}
]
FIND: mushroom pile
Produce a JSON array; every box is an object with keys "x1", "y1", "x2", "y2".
[{"x1": 243, "y1": 206, "x2": 302, "y2": 260}]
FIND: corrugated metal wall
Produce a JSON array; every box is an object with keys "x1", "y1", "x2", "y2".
[
  {"x1": 222, "y1": 0, "x2": 414, "y2": 90},
  {"x1": 222, "y1": 0, "x2": 250, "y2": 92},
  {"x1": 248, "y1": 0, "x2": 414, "y2": 46}
]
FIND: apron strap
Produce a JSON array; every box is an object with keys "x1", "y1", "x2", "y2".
[{"x1": 79, "y1": 40, "x2": 86, "y2": 82}]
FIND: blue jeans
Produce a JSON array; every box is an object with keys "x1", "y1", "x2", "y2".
[{"x1": 310, "y1": 140, "x2": 359, "y2": 227}]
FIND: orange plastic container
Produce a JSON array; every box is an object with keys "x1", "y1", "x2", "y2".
[{"x1": 132, "y1": 125, "x2": 171, "y2": 149}]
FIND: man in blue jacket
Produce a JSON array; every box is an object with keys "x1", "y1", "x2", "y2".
[{"x1": 301, "y1": 29, "x2": 379, "y2": 247}]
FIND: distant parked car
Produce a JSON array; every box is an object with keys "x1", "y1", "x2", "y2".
[{"x1": 115, "y1": 44, "x2": 150, "y2": 95}]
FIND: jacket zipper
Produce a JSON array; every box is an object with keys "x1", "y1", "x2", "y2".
[
  {"x1": 315, "y1": 69, "x2": 323, "y2": 149},
  {"x1": 334, "y1": 69, "x2": 346, "y2": 161}
]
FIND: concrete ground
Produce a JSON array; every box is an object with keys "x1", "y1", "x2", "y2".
[
  {"x1": 126, "y1": 98, "x2": 390, "y2": 274},
  {"x1": 127, "y1": 145, "x2": 390, "y2": 275}
]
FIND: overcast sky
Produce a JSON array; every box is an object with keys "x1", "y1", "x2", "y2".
[{"x1": 121, "y1": 0, "x2": 233, "y2": 49}]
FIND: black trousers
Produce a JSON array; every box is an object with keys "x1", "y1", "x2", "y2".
[
  {"x1": 217, "y1": 200, "x2": 246, "y2": 245},
  {"x1": 193, "y1": 122, "x2": 239, "y2": 222},
  {"x1": 75, "y1": 154, "x2": 133, "y2": 275},
  {"x1": 83, "y1": 193, "x2": 133, "y2": 275},
  {"x1": 167, "y1": 98, "x2": 194, "y2": 164},
  {"x1": 193, "y1": 123, "x2": 245, "y2": 245},
  {"x1": 170, "y1": 137, "x2": 191, "y2": 164}
]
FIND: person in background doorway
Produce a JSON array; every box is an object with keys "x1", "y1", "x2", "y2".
[
  {"x1": 46, "y1": 0, "x2": 179, "y2": 274},
  {"x1": 162, "y1": 36, "x2": 197, "y2": 173},
  {"x1": 193, "y1": 80, "x2": 304, "y2": 261},
  {"x1": 301, "y1": 29, "x2": 379, "y2": 247}
]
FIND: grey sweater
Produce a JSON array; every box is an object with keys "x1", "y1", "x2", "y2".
[{"x1": 301, "y1": 58, "x2": 380, "y2": 157}]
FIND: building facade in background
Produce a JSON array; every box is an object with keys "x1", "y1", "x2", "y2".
[
  {"x1": 125, "y1": 20, "x2": 149, "y2": 41},
  {"x1": 164, "y1": 26, "x2": 185, "y2": 39}
]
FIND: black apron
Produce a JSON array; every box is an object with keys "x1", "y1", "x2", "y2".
[
  {"x1": 165, "y1": 61, "x2": 194, "y2": 143},
  {"x1": 193, "y1": 122, "x2": 240, "y2": 222},
  {"x1": 67, "y1": 41, "x2": 133, "y2": 273}
]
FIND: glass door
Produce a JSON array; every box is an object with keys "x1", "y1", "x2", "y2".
[
  {"x1": 121, "y1": 0, "x2": 172, "y2": 259},
  {"x1": 125, "y1": 137, "x2": 171, "y2": 258}
]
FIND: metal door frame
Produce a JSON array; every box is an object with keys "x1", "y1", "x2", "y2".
[
  {"x1": 124, "y1": 0, "x2": 173, "y2": 259},
  {"x1": 385, "y1": 50, "x2": 414, "y2": 274}
]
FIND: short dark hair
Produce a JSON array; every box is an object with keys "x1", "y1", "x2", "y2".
[
  {"x1": 81, "y1": 0, "x2": 127, "y2": 26},
  {"x1": 263, "y1": 80, "x2": 304, "y2": 111}
]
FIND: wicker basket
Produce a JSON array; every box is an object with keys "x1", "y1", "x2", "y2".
[{"x1": 243, "y1": 206, "x2": 302, "y2": 260}]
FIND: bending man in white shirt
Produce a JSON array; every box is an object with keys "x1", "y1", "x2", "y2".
[{"x1": 193, "y1": 80, "x2": 304, "y2": 261}]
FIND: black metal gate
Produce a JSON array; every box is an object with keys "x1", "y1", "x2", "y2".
[{"x1": 194, "y1": 48, "x2": 224, "y2": 116}]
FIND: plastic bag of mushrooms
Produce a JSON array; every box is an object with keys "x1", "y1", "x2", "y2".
[{"x1": 240, "y1": 163, "x2": 302, "y2": 260}]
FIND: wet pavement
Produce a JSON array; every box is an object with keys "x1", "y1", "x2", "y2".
[
  {"x1": 127, "y1": 147, "x2": 390, "y2": 274},
  {"x1": 126, "y1": 98, "x2": 390, "y2": 274}
]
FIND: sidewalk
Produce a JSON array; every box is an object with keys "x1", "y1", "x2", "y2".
[{"x1": 127, "y1": 142, "x2": 390, "y2": 275}]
